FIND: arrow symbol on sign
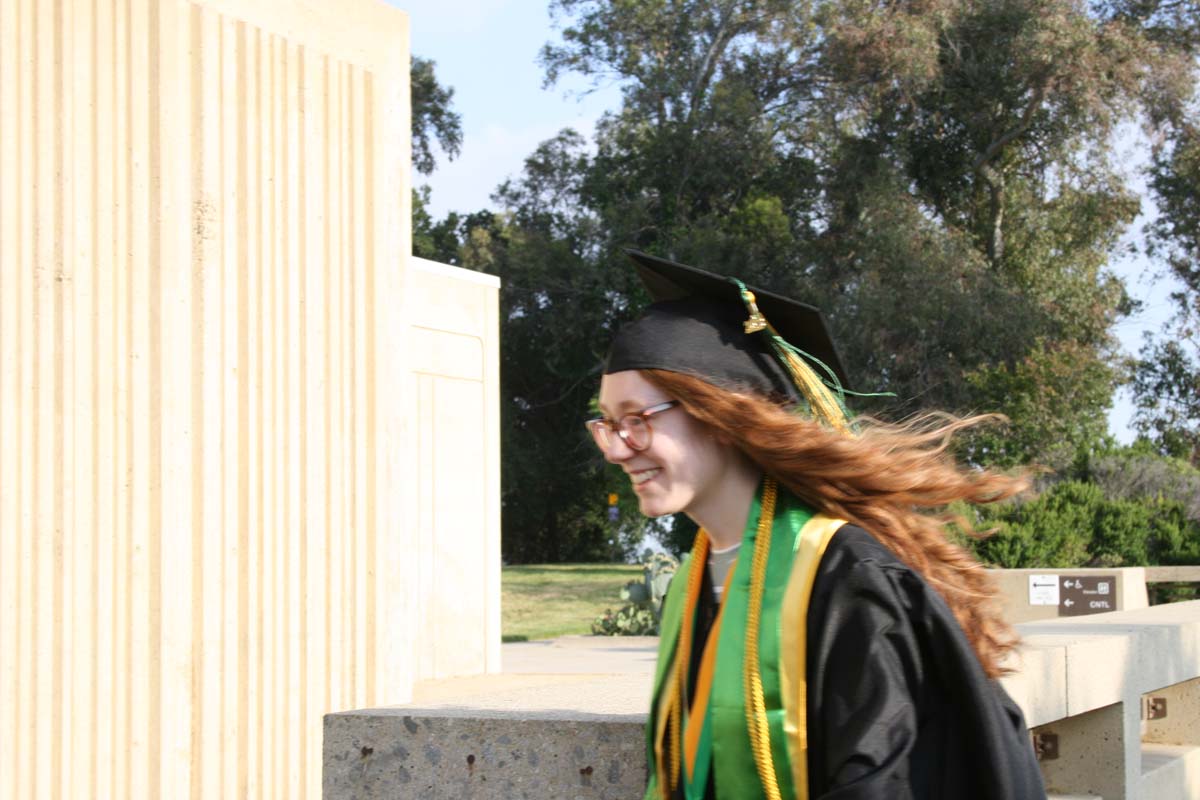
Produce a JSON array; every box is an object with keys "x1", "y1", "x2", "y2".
[
  {"x1": 1064, "y1": 599, "x2": 1074, "y2": 607},
  {"x1": 1063, "y1": 580, "x2": 1075, "y2": 588}
]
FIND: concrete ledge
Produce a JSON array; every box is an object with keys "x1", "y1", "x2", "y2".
[
  {"x1": 1019, "y1": 601, "x2": 1200, "y2": 696},
  {"x1": 324, "y1": 605, "x2": 1200, "y2": 799},
  {"x1": 323, "y1": 641, "x2": 658, "y2": 799},
  {"x1": 1144, "y1": 566, "x2": 1200, "y2": 583},
  {"x1": 323, "y1": 707, "x2": 646, "y2": 800},
  {"x1": 1013, "y1": 601, "x2": 1200, "y2": 800},
  {"x1": 999, "y1": 636, "x2": 1070, "y2": 725}
]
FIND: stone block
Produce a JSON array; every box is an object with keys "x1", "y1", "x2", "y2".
[
  {"x1": 1142, "y1": 676, "x2": 1200, "y2": 747},
  {"x1": 1034, "y1": 702, "x2": 1125, "y2": 800},
  {"x1": 1001, "y1": 637, "x2": 1068, "y2": 726},
  {"x1": 323, "y1": 707, "x2": 646, "y2": 800}
]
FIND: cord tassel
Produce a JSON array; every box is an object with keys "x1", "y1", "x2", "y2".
[{"x1": 733, "y1": 281, "x2": 855, "y2": 433}]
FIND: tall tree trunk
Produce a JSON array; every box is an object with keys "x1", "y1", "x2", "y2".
[{"x1": 984, "y1": 167, "x2": 1006, "y2": 267}]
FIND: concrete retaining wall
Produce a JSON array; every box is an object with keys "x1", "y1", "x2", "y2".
[{"x1": 324, "y1": 601, "x2": 1200, "y2": 800}]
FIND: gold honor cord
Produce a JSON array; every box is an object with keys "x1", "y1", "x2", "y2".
[
  {"x1": 658, "y1": 478, "x2": 789, "y2": 799},
  {"x1": 744, "y1": 477, "x2": 784, "y2": 800}
]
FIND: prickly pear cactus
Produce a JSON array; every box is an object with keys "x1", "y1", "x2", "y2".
[
  {"x1": 592, "y1": 552, "x2": 680, "y2": 636},
  {"x1": 644, "y1": 553, "x2": 678, "y2": 619}
]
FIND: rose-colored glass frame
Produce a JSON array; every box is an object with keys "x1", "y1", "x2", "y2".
[{"x1": 586, "y1": 400, "x2": 679, "y2": 452}]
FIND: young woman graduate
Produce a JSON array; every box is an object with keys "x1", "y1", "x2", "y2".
[{"x1": 588, "y1": 250, "x2": 1047, "y2": 800}]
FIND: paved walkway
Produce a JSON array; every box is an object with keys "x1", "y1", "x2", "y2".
[
  {"x1": 501, "y1": 635, "x2": 658, "y2": 674},
  {"x1": 410, "y1": 636, "x2": 657, "y2": 717}
]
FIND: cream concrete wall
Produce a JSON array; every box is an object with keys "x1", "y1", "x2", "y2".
[
  {"x1": 0, "y1": 1, "x2": 412, "y2": 798},
  {"x1": 407, "y1": 258, "x2": 502, "y2": 681}
]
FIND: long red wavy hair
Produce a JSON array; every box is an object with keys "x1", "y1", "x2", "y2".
[{"x1": 643, "y1": 369, "x2": 1027, "y2": 678}]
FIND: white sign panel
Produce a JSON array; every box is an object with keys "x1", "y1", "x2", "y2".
[{"x1": 1029, "y1": 574, "x2": 1060, "y2": 606}]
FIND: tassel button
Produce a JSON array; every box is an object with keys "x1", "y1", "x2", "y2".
[{"x1": 742, "y1": 291, "x2": 768, "y2": 333}]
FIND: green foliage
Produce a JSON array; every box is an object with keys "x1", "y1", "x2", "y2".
[
  {"x1": 1085, "y1": 445, "x2": 1200, "y2": 520},
  {"x1": 1137, "y1": 120, "x2": 1200, "y2": 465},
  {"x1": 1093, "y1": 0, "x2": 1200, "y2": 54},
  {"x1": 410, "y1": 56, "x2": 465, "y2": 260},
  {"x1": 419, "y1": 0, "x2": 1199, "y2": 560},
  {"x1": 963, "y1": 340, "x2": 1120, "y2": 470},
  {"x1": 965, "y1": 463, "x2": 1200, "y2": 569},
  {"x1": 424, "y1": 156, "x2": 657, "y2": 563},
  {"x1": 413, "y1": 186, "x2": 472, "y2": 262},
  {"x1": 591, "y1": 604, "x2": 657, "y2": 636},
  {"x1": 662, "y1": 513, "x2": 700, "y2": 558},
  {"x1": 592, "y1": 552, "x2": 679, "y2": 636},
  {"x1": 972, "y1": 482, "x2": 1101, "y2": 568},
  {"x1": 1135, "y1": 339, "x2": 1200, "y2": 464},
  {"x1": 410, "y1": 56, "x2": 463, "y2": 176},
  {"x1": 807, "y1": 0, "x2": 1154, "y2": 467}
]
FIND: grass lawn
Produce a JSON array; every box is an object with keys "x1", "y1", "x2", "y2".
[{"x1": 502, "y1": 563, "x2": 642, "y2": 642}]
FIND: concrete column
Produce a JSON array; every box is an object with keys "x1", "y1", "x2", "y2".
[{"x1": 0, "y1": 1, "x2": 411, "y2": 797}]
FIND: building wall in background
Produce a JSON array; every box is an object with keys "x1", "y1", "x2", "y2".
[
  {"x1": 0, "y1": 0, "x2": 415, "y2": 797},
  {"x1": 408, "y1": 257, "x2": 502, "y2": 681}
]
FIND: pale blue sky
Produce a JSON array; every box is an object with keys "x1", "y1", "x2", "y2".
[{"x1": 393, "y1": 0, "x2": 1179, "y2": 443}]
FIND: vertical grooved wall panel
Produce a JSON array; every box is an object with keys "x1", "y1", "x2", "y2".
[{"x1": 0, "y1": 1, "x2": 413, "y2": 798}]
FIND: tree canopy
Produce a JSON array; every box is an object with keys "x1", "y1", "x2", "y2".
[
  {"x1": 411, "y1": 55, "x2": 463, "y2": 177},
  {"x1": 1136, "y1": 117, "x2": 1200, "y2": 464},
  {"x1": 418, "y1": 1, "x2": 1199, "y2": 562}
]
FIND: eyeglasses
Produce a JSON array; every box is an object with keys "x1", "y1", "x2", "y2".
[{"x1": 586, "y1": 400, "x2": 680, "y2": 453}]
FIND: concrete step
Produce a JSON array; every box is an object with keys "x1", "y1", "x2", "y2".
[{"x1": 1141, "y1": 742, "x2": 1200, "y2": 800}]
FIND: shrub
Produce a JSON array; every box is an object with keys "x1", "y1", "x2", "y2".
[{"x1": 968, "y1": 480, "x2": 1200, "y2": 569}]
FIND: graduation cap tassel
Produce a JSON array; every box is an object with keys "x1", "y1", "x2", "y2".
[
  {"x1": 735, "y1": 283, "x2": 853, "y2": 434},
  {"x1": 773, "y1": 344, "x2": 853, "y2": 434}
]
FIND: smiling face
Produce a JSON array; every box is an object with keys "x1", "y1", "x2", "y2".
[{"x1": 598, "y1": 370, "x2": 744, "y2": 520}]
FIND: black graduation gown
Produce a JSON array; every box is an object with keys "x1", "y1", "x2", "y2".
[{"x1": 681, "y1": 525, "x2": 1046, "y2": 799}]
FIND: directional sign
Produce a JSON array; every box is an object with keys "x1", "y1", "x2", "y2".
[
  {"x1": 1059, "y1": 575, "x2": 1117, "y2": 617},
  {"x1": 1028, "y1": 575, "x2": 1060, "y2": 606}
]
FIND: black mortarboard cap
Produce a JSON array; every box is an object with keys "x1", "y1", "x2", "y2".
[{"x1": 605, "y1": 249, "x2": 847, "y2": 405}]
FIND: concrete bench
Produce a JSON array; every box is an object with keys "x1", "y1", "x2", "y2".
[{"x1": 1009, "y1": 601, "x2": 1200, "y2": 799}]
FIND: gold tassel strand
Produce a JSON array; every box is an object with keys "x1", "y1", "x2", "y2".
[
  {"x1": 740, "y1": 288, "x2": 851, "y2": 434},
  {"x1": 774, "y1": 344, "x2": 851, "y2": 434}
]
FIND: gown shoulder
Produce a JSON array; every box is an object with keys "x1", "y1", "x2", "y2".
[{"x1": 802, "y1": 524, "x2": 1045, "y2": 800}]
